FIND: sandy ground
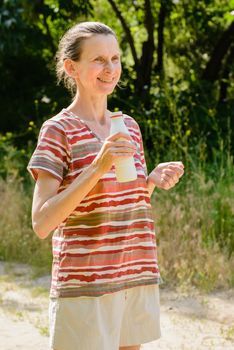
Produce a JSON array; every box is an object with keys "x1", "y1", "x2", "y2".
[{"x1": 0, "y1": 262, "x2": 234, "y2": 350}]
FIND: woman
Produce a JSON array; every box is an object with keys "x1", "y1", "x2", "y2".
[{"x1": 28, "y1": 22, "x2": 184, "y2": 350}]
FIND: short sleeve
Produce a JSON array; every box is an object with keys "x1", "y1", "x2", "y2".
[{"x1": 27, "y1": 120, "x2": 70, "y2": 182}]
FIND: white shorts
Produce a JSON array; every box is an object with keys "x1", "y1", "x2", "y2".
[{"x1": 49, "y1": 284, "x2": 161, "y2": 350}]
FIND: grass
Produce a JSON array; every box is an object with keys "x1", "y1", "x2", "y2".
[
  {"x1": 222, "y1": 324, "x2": 234, "y2": 341},
  {"x1": 0, "y1": 156, "x2": 233, "y2": 292},
  {"x1": 0, "y1": 176, "x2": 52, "y2": 272},
  {"x1": 30, "y1": 286, "x2": 48, "y2": 298},
  {"x1": 36, "y1": 323, "x2": 49, "y2": 337},
  {"x1": 153, "y1": 161, "x2": 234, "y2": 292}
]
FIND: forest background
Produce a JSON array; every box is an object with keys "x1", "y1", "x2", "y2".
[{"x1": 0, "y1": 0, "x2": 234, "y2": 292}]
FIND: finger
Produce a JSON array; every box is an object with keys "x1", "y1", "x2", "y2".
[
  {"x1": 162, "y1": 169, "x2": 180, "y2": 183},
  {"x1": 161, "y1": 175, "x2": 179, "y2": 190},
  {"x1": 162, "y1": 169, "x2": 175, "y2": 177},
  {"x1": 165, "y1": 172, "x2": 180, "y2": 185},
  {"x1": 160, "y1": 177, "x2": 171, "y2": 190},
  {"x1": 108, "y1": 146, "x2": 136, "y2": 156},
  {"x1": 106, "y1": 140, "x2": 136, "y2": 150},
  {"x1": 167, "y1": 161, "x2": 184, "y2": 169},
  {"x1": 167, "y1": 165, "x2": 184, "y2": 178},
  {"x1": 161, "y1": 173, "x2": 175, "y2": 188},
  {"x1": 102, "y1": 149, "x2": 135, "y2": 162},
  {"x1": 113, "y1": 150, "x2": 136, "y2": 156},
  {"x1": 114, "y1": 140, "x2": 137, "y2": 150},
  {"x1": 106, "y1": 132, "x2": 133, "y2": 142},
  {"x1": 167, "y1": 164, "x2": 184, "y2": 171}
]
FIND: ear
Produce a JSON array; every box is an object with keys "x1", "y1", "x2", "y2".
[{"x1": 63, "y1": 59, "x2": 79, "y2": 78}]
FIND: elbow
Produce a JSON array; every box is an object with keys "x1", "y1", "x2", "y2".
[{"x1": 32, "y1": 221, "x2": 50, "y2": 240}]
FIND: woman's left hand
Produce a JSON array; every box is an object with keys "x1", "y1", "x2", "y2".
[{"x1": 148, "y1": 161, "x2": 184, "y2": 190}]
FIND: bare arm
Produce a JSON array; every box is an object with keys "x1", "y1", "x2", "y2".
[
  {"x1": 32, "y1": 162, "x2": 102, "y2": 239},
  {"x1": 146, "y1": 177, "x2": 156, "y2": 197},
  {"x1": 32, "y1": 132, "x2": 136, "y2": 239}
]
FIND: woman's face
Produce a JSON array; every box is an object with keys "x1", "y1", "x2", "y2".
[{"x1": 75, "y1": 34, "x2": 122, "y2": 96}]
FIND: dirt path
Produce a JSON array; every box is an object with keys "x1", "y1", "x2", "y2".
[{"x1": 0, "y1": 262, "x2": 234, "y2": 350}]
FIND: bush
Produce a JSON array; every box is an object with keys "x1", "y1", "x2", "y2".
[
  {"x1": 0, "y1": 177, "x2": 52, "y2": 272},
  {"x1": 154, "y1": 160, "x2": 234, "y2": 291}
]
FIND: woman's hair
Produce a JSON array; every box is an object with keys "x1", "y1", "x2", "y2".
[{"x1": 56, "y1": 22, "x2": 117, "y2": 95}]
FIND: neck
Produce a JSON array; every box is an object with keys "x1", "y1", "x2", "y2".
[{"x1": 67, "y1": 92, "x2": 109, "y2": 124}]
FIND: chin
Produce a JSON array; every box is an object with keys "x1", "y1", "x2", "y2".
[{"x1": 96, "y1": 85, "x2": 117, "y2": 96}]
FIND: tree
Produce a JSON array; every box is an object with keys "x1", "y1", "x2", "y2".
[
  {"x1": 202, "y1": 20, "x2": 234, "y2": 82},
  {"x1": 107, "y1": 0, "x2": 174, "y2": 107},
  {"x1": 0, "y1": 0, "x2": 93, "y2": 134},
  {"x1": 0, "y1": 0, "x2": 233, "y2": 157}
]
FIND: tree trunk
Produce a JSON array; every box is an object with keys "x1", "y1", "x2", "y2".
[
  {"x1": 135, "y1": 0, "x2": 155, "y2": 107},
  {"x1": 107, "y1": 0, "x2": 139, "y2": 68},
  {"x1": 202, "y1": 21, "x2": 234, "y2": 82},
  {"x1": 219, "y1": 44, "x2": 234, "y2": 103},
  {"x1": 107, "y1": 0, "x2": 155, "y2": 108},
  {"x1": 155, "y1": 0, "x2": 167, "y2": 76}
]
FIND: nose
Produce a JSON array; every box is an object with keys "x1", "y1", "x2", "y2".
[{"x1": 104, "y1": 60, "x2": 114, "y2": 73}]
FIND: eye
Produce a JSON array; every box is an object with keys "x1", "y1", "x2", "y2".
[
  {"x1": 112, "y1": 56, "x2": 120, "y2": 62},
  {"x1": 94, "y1": 57, "x2": 105, "y2": 63}
]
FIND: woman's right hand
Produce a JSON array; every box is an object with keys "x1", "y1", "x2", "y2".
[{"x1": 93, "y1": 132, "x2": 137, "y2": 175}]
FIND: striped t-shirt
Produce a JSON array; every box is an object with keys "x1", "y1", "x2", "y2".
[{"x1": 27, "y1": 109, "x2": 161, "y2": 298}]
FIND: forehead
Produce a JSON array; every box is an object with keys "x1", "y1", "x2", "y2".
[{"x1": 80, "y1": 34, "x2": 120, "y2": 58}]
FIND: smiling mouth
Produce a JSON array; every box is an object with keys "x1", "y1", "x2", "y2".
[{"x1": 97, "y1": 78, "x2": 114, "y2": 83}]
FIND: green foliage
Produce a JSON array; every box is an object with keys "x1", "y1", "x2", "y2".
[
  {"x1": 0, "y1": 0, "x2": 233, "y2": 154},
  {"x1": 0, "y1": 156, "x2": 233, "y2": 290},
  {"x1": 0, "y1": 0, "x2": 234, "y2": 286},
  {"x1": 203, "y1": 180, "x2": 234, "y2": 258},
  {"x1": 0, "y1": 0, "x2": 93, "y2": 133},
  {"x1": 0, "y1": 122, "x2": 39, "y2": 183},
  {"x1": 0, "y1": 177, "x2": 52, "y2": 269},
  {"x1": 154, "y1": 157, "x2": 234, "y2": 291}
]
